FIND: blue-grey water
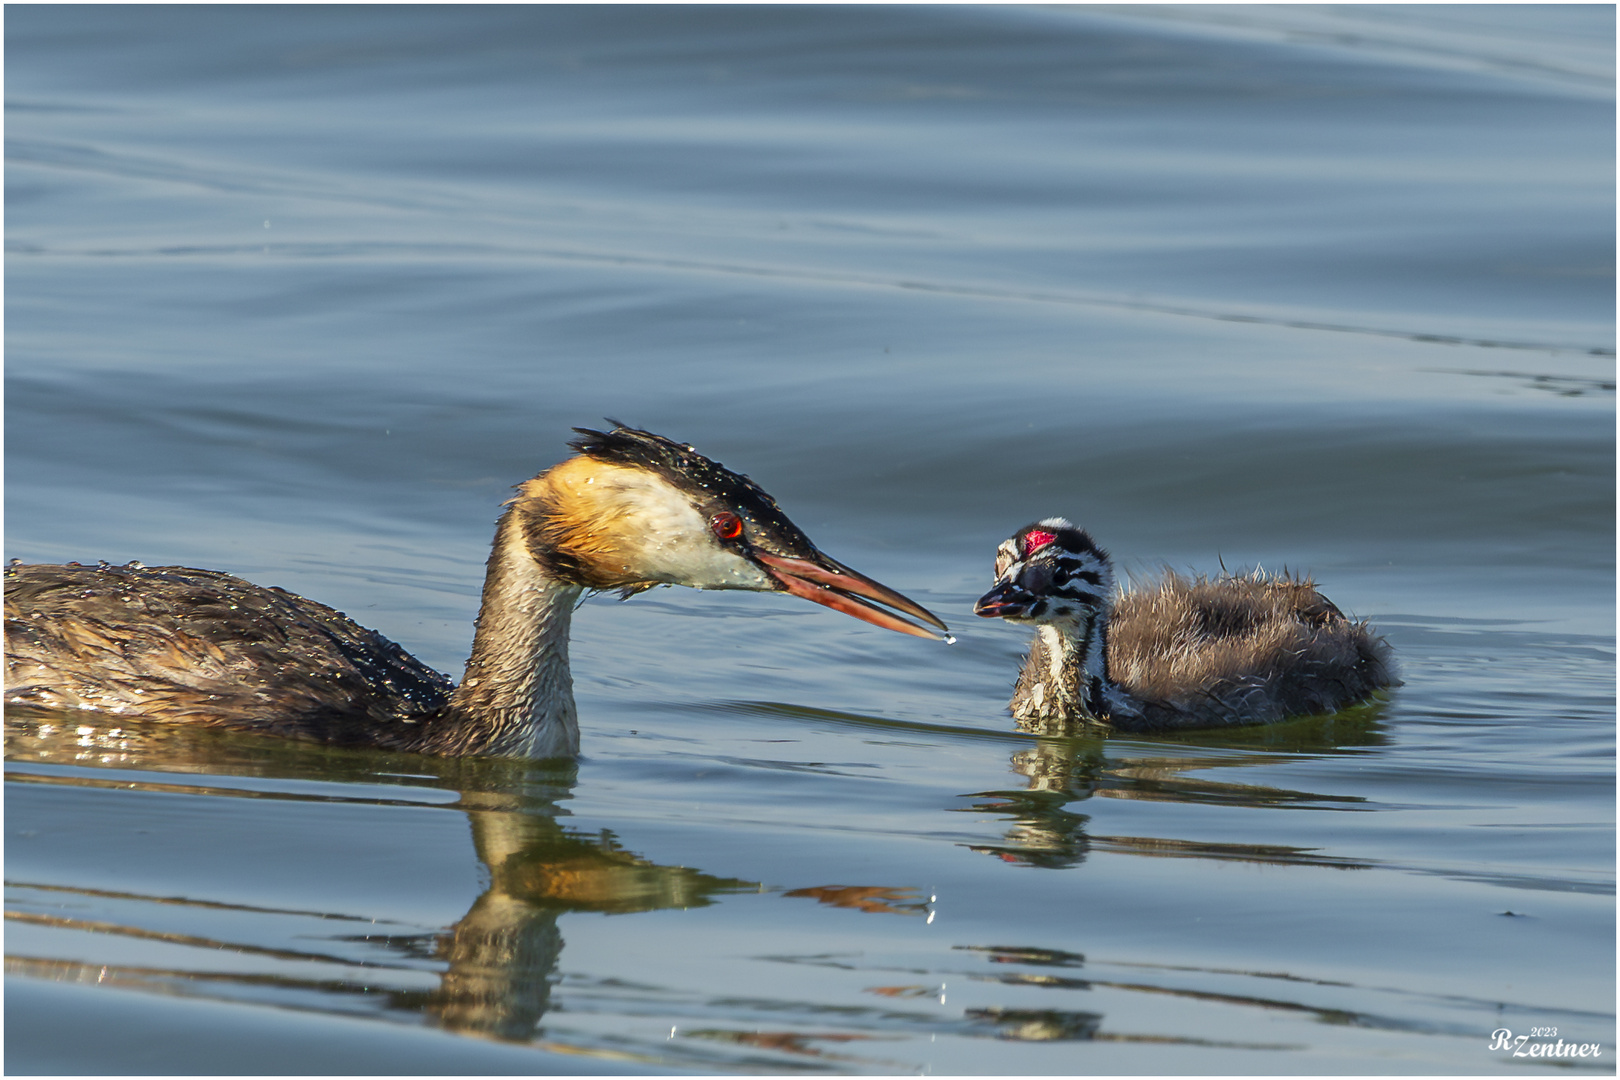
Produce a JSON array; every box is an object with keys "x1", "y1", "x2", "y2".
[{"x1": 5, "y1": 5, "x2": 1614, "y2": 1074}]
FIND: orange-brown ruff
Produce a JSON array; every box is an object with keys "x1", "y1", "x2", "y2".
[
  {"x1": 5, "y1": 425, "x2": 948, "y2": 758},
  {"x1": 975, "y1": 518, "x2": 1394, "y2": 731}
]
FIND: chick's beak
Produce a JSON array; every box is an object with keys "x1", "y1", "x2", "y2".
[
  {"x1": 753, "y1": 552, "x2": 949, "y2": 640},
  {"x1": 974, "y1": 578, "x2": 1036, "y2": 619}
]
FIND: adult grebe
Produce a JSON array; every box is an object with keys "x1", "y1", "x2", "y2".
[
  {"x1": 973, "y1": 518, "x2": 1393, "y2": 730},
  {"x1": 5, "y1": 425, "x2": 948, "y2": 757}
]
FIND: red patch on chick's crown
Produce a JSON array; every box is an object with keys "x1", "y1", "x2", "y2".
[{"x1": 1022, "y1": 529, "x2": 1056, "y2": 556}]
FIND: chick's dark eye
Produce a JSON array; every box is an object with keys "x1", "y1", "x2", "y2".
[{"x1": 711, "y1": 512, "x2": 744, "y2": 541}]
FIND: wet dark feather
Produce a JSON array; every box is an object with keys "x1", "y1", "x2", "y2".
[{"x1": 5, "y1": 563, "x2": 453, "y2": 746}]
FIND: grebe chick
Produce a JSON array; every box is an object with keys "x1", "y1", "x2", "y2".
[
  {"x1": 973, "y1": 518, "x2": 1394, "y2": 731},
  {"x1": 5, "y1": 425, "x2": 948, "y2": 758}
]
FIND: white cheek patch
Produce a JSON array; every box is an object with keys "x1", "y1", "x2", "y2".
[
  {"x1": 994, "y1": 540, "x2": 1020, "y2": 581},
  {"x1": 597, "y1": 472, "x2": 772, "y2": 590}
]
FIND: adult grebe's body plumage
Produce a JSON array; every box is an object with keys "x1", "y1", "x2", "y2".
[
  {"x1": 974, "y1": 518, "x2": 1394, "y2": 731},
  {"x1": 4, "y1": 426, "x2": 948, "y2": 757},
  {"x1": 6, "y1": 562, "x2": 458, "y2": 744}
]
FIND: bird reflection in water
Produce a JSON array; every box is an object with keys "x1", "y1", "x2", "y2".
[
  {"x1": 783, "y1": 884, "x2": 931, "y2": 917},
  {"x1": 416, "y1": 788, "x2": 755, "y2": 1041},
  {"x1": 958, "y1": 703, "x2": 1390, "y2": 869},
  {"x1": 4, "y1": 709, "x2": 753, "y2": 1047},
  {"x1": 7, "y1": 702, "x2": 1397, "y2": 1065}
]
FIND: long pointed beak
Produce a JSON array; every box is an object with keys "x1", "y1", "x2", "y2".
[
  {"x1": 974, "y1": 579, "x2": 1035, "y2": 619},
  {"x1": 754, "y1": 553, "x2": 950, "y2": 640}
]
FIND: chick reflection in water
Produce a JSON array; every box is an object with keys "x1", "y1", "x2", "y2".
[{"x1": 961, "y1": 722, "x2": 1386, "y2": 870}]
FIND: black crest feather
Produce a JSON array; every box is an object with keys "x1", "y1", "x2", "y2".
[{"x1": 566, "y1": 424, "x2": 813, "y2": 557}]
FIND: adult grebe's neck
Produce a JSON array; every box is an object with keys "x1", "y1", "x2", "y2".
[
  {"x1": 431, "y1": 506, "x2": 583, "y2": 758},
  {"x1": 1012, "y1": 607, "x2": 1136, "y2": 723}
]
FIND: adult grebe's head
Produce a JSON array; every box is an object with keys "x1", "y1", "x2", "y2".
[{"x1": 513, "y1": 424, "x2": 949, "y2": 639}]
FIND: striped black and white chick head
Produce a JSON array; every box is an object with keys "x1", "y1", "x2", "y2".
[{"x1": 973, "y1": 518, "x2": 1115, "y2": 628}]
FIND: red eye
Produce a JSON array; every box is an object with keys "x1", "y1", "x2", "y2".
[
  {"x1": 711, "y1": 512, "x2": 744, "y2": 541},
  {"x1": 1022, "y1": 529, "x2": 1056, "y2": 556}
]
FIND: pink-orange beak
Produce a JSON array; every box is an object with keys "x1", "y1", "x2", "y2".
[{"x1": 754, "y1": 553, "x2": 950, "y2": 640}]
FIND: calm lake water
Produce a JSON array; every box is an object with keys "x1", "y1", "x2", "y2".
[{"x1": 6, "y1": 5, "x2": 1614, "y2": 1074}]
